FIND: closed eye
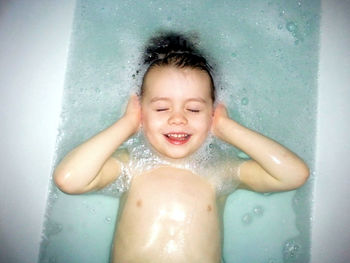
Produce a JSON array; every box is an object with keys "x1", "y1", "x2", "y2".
[
  {"x1": 156, "y1": 108, "x2": 169, "y2": 112},
  {"x1": 187, "y1": 109, "x2": 200, "y2": 113}
]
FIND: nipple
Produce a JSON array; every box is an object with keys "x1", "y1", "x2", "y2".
[{"x1": 136, "y1": 199, "x2": 142, "y2": 207}]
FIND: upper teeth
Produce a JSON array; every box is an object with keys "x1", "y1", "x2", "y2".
[{"x1": 168, "y1": 133, "x2": 187, "y2": 138}]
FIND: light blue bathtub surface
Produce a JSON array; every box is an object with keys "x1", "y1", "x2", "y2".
[{"x1": 39, "y1": 1, "x2": 320, "y2": 262}]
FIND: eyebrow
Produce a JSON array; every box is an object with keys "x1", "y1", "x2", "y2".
[{"x1": 150, "y1": 97, "x2": 208, "y2": 104}]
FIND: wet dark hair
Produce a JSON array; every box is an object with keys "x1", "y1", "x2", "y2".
[{"x1": 139, "y1": 31, "x2": 216, "y2": 102}]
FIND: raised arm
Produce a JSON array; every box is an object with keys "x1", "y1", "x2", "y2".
[
  {"x1": 54, "y1": 95, "x2": 141, "y2": 194},
  {"x1": 212, "y1": 104, "x2": 309, "y2": 192}
]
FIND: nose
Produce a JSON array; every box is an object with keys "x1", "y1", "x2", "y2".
[{"x1": 168, "y1": 111, "x2": 188, "y2": 125}]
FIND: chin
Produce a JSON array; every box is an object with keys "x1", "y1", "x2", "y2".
[
  {"x1": 145, "y1": 134, "x2": 204, "y2": 160},
  {"x1": 164, "y1": 152, "x2": 190, "y2": 160}
]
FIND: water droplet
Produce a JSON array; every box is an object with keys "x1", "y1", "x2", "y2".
[
  {"x1": 286, "y1": 21, "x2": 297, "y2": 32},
  {"x1": 252, "y1": 205, "x2": 264, "y2": 217},
  {"x1": 105, "y1": 217, "x2": 112, "y2": 223},
  {"x1": 242, "y1": 213, "x2": 253, "y2": 225},
  {"x1": 283, "y1": 240, "x2": 301, "y2": 260},
  {"x1": 241, "y1": 97, "x2": 249, "y2": 105},
  {"x1": 278, "y1": 24, "x2": 283, "y2": 30}
]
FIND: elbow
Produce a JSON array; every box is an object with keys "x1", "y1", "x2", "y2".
[
  {"x1": 53, "y1": 169, "x2": 80, "y2": 195},
  {"x1": 292, "y1": 163, "x2": 310, "y2": 189}
]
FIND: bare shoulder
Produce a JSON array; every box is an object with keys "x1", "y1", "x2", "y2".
[{"x1": 93, "y1": 148, "x2": 130, "y2": 190}]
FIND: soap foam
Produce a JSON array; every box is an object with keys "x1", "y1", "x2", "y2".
[{"x1": 99, "y1": 131, "x2": 244, "y2": 197}]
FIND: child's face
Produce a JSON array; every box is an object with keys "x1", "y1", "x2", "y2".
[{"x1": 141, "y1": 66, "x2": 214, "y2": 159}]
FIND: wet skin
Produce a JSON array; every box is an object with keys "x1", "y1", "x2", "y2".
[
  {"x1": 52, "y1": 55, "x2": 310, "y2": 263},
  {"x1": 112, "y1": 166, "x2": 226, "y2": 263},
  {"x1": 111, "y1": 67, "x2": 224, "y2": 262}
]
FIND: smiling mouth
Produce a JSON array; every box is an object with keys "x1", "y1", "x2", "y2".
[{"x1": 164, "y1": 133, "x2": 191, "y2": 145}]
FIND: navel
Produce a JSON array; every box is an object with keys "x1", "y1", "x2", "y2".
[{"x1": 136, "y1": 199, "x2": 142, "y2": 208}]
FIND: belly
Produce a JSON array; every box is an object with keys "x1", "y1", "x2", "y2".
[{"x1": 112, "y1": 166, "x2": 222, "y2": 263}]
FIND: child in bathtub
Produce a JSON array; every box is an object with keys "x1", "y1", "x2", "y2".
[{"x1": 53, "y1": 31, "x2": 309, "y2": 263}]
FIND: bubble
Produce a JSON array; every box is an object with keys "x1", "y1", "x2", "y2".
[
  {"x1": 105, "y1": 217, "x2": 112, "y2": 223},
  {"x1": 252, "y1": 205, "x2": 264, "y2": 217},
  {"x1": 274, "y1": 48, "x2": 282, "y2": 57},
  {"x1": 242, "y1": 212, "x2": 253, "y2": 225},
  {"x1": 283, "y1": 240, "x2": 301, "y2": 261},
  {"x1": 277, "y1": 24, "x2": 283, "y2": 30},
  {"x1": 286, "y1": 22, "x2": 297, "y2": 32},
  {"x1": 241, "y1": 97, "x2": 249, "y2": 105},
  {"x1": 46, "y1": 221, "x2": 63, "y2": 236},
  {"x1": 90, "y1": 208, "x2": 96, "y2": 214}
]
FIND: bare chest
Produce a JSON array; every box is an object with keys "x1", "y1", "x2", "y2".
[{"x1": 112, "y1": 166, "x2": 222, "y2": 263}]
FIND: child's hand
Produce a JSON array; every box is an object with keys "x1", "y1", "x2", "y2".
[
  {"x1": 211, "y1": 103, "x2": 231, "y2": 139},
  {"x1": 122, "y1": 94, "x2": 141, "y2": 134}
]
